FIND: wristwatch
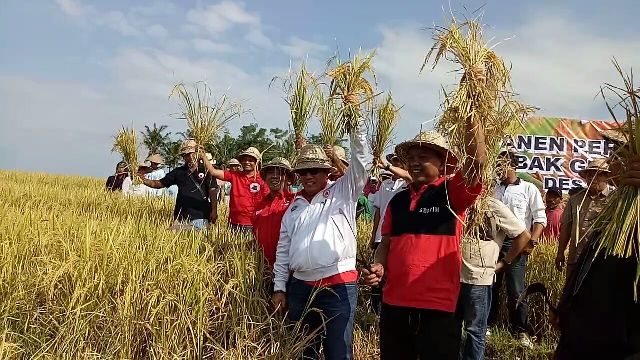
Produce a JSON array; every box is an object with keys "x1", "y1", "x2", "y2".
[{"x1": 384, "y1": 164, "x2": 391, "y2": 171}]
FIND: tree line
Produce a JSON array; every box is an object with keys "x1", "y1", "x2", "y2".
[{"x1": 141, "y1": 123, "x2": 346, "y2": 169}]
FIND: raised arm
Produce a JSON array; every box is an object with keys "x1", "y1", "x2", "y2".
[
  {"x1": 462, "y1": 113, "x2": 487, "y2": 187},
  {"x1": 377, "y1": 156, "x2": 412, "y2": 183},
  {"x1": 200, "y1": 154, "x2": 226, "y2": 180},
  {"x1": 336, "y1": 123, "x2": 373, "y2": 201},
  {"x1": 325, "y1": 145, "x2": 348, "y2": 177}
]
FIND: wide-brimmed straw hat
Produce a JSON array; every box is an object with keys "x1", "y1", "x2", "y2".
[
  {"x1": 395, "y1": 131, "x2": 458, "y2": 166},
  {"x1": 294, "y1": 145, "x2": 334, "y2": 171},
  {"x1": 180, "y1": 139, "x2": 198, "y2": 155},
  {"x1": 333, "y1": 145, "x2": 349, "y2": 165},
  {"x1": 599, "y1": 127, "x2": 627, "y2": 145},
  {"x1": 145, "y1": 153, "x2": 165, "y2": 165},
  {"x1": 238, "y1": 147, "x2": 261, "y2": 162},
  {"x1": 579, "y1": 158, "x2": 610, "y2": 177},
  {"x1": 262, "y1": 157, "x2": 293, "y2": 172},
  {"x1": 227, "y1": 158, "x2": 241, "y2": 166}
]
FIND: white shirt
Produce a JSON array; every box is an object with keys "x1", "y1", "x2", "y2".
[
  {"x1": 494, "y1": 178, "x2": 547, "y2": 231},
  {"x1": 146, "y1": 168, "x2": 167, "y2": 196},
  {"x1": 372, "y1": 178, "x2": 407, "y2": 243},
  {"x1": 273, "y1": 125, "x2": 372, "y2": 292},
  {"x1": 461, "y1": 197, "x2": 527, "y2": 285}
]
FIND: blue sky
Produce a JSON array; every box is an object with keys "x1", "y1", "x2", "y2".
[{"x1": 1, "y1": 0, "x2": 639, "y2": 176}]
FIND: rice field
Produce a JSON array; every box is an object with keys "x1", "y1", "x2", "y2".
[{"x1": 0, "y1": 170, "x2": 564, "y2": 359}]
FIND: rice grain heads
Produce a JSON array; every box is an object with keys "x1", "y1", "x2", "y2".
[
  {"x1": 369, "y1": 92, "x2": 400, "y2": 161},
  {"x1": 317, "y1": 89, "x2": 344, "y2": 146},
  {"x1": 328, "y1": 51, "x2": 377, "y2": 134},
  {"x1": 112, "y1": 127, "x2": 140, "y2": 183},
  {"x1": 170, "y1": 82, "x2": 243, "y2": 151}
]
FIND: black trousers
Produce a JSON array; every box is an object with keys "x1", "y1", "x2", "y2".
[{"x1": 380, "y1": 303, "x2": 461, "y2": 360}]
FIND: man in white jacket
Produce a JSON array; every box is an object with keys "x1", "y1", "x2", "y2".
[{"x1": 272, "y1": 123, "x2": 371, "y2": 360}]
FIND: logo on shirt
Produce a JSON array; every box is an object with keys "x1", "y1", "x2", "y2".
[
  {"x1": 323, "y1": 190, "x2": 330, "y2": 198},
  {"x1": 290, "y1": 205, "x2": 299, "y2": 212},
  {"x1": 197, "y1": 172, "x2": 205, "y2": 179},
  {"x1": 249, "y1": 182, "x2": 261, "y2": 193},
  {"x1": 417, "y1": 206, "x2": 440, "y2": 214}
]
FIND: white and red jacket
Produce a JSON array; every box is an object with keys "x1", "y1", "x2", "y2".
[{"x1": 273, "y1": 125, "x2": 372, "y2": 292}]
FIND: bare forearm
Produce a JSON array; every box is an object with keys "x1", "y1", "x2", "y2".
[
  {"x1": 387, "y1": 165, "x2": 412, "y2": 182},
  {"x1": 142, "y1": 178, "x2": 164, "y2": 189},
  {"x1": 530, "y1": 222, "x2": 545, "y2": 240},
  {"x1": 463, "y1": 114, "x2": 487, "y2": 185},
  {"x1": 557, "y1": 224, "x2": 571, "y2": 255},
  {"x1": 504, "y1": 231, "x2": 531, "y2": 263},
  {"x1": 374, "y1": 236, "x2": 390, "y2": 266},
  {"x1": 202, "y1": 158, "x2": 226, "y2": 180}
]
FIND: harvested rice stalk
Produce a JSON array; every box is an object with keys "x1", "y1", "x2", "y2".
[
  {"x1": 271, "y1": 62, "x2": 319, "y2": 150},
  {"x1": 370, "y1": 92, "x2": 400, "y2": 161},
  {"x1": 112, "y1": 127, "x2": 140, "y2": 184},
  {"x1": 170, "y1": 82, "x2": 243, "y2": 152},
  {"x1": 317, "y1": 89, "x2": 344, "y2": 146},
  {"x1": 424, "y1": 18, "x2": 535, "y2": 243},
  {"x1": 592, "y1": 60, "x2": 640, "y2": 296},
  {"x1": 328, "y1": 51, "x2": 377, "y2": 134}
]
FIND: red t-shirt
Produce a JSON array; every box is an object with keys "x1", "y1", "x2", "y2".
[
  {"x1": 253, "y1": 191, "x2": 294, "y2": 265},
  {"x1": 223, "y1": 171, "x2": 269, "y2": 226},
  {"x1": 542, "y1": 206, "x2": 564, "y2": 241},
  {"x1": 381, "y1": 172, "x2": 482, "y2": 312}
]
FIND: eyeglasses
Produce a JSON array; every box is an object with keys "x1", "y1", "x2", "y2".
[{"x1": 296, "y1": 168, "x2": 322, "y2": 176}]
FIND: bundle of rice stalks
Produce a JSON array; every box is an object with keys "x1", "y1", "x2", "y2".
[
  {"x1": 170, "y1": 82, "x2": 243, "y2": 152},
  {"x1": 593, "y1": 60, "x2": 640, "y2": 294},
  {"x1": 271, "y1": 62, "x2": 319, "y2": 151},
  {"x1": 424, "y1": 18, "x2": 536, "y2": 240},
  {"x1": 317, "y1": 89, "x2": 344, "y2": 146},
  {"x1": 369, "y1": 92, "x2": 400, "y2": 161},
  {"x1": 112, "y1": 127, "x2": 140, "y2": 183},
  {"x1": 327, "y1": 51, "x2": 377, "y2": 134}
]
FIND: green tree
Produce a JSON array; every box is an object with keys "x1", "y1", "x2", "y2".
[
  {"x1": 161, "y1": 139, "x2": 182, "y2": 170},
  {"x1": 141, "y1": 123, "x2": 171, "y2": 156}
]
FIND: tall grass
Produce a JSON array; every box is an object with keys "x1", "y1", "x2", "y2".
[{"x1": 0, "y1": 170, "x2": 563, "y2": 359}]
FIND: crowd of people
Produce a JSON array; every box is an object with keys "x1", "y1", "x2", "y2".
[{"x1": 104, "y1": 120, "x2": 639, "y2": 359}]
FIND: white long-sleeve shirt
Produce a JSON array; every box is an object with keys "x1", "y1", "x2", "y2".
[
  {"x1": 372, "y1": 178, "x2": 407, "y2": 243},
  {"x1": 494, "y1": 177, "x2": 547, "y2": 231},
  {"x1": 273, "y1": 125, "x2": 372, "y2": 292}
]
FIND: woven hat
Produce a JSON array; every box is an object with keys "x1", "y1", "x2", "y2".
[
  {"x1": 395, "y1": 131, "x2": 457, "y2": 166},
  {"x1": 294, "y1": 144, "x2": 334, "y2": 170},
  {"x1": 579, "y1": 158, "x2": 610, "y2": 177},
  {"x1": 145, "y1": 153, "x2": 165, "y2": 165},
  {"x1": 180, "y1": 139, "x2": 197, "y2": 155},
  {"x1": 238, "y1": 147, "x2": 261, "y2": 162},
  {"x1": 262, "y1": 157, "x2": 293, "y2": 172},
  {"x1": 333, "y1": 145, "x2": 349, "y2": 165},
  {"x1": 227, "y1": 158, "x2": 241, "y2": 166},
  {"x1": 600, "y1": 127, "x2": 627, "y2": 145}
]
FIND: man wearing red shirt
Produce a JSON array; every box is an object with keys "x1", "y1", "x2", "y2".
[
  {"x1": 363, "y1": 120, "x2": 486, "y2": 358},
  {"x1": 253, "y1": 157, "x2": 295, "y2": 267},
  {"x1": 203, "y1": 147, "x2": 269, "y2": 232}
]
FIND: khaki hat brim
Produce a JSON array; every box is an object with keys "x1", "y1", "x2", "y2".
[
  {"x1": 180, "y1": 147, "x2": 196, "y2": 155},
  {"x1": 262, "y1": 164, "x2": 292, "y2": 172},
  {"x1": 578, "y1": 167, "x2": 611, "y2": 178},
  {"x1": 395, "y1": 141, "x2": 458, "y2": 166},
  {"x1": 238, "y1": 153, "x2": 259, "y2": 161},
  {"x1": 293, "y1": 161, "x2": 334, "y2": 171}
]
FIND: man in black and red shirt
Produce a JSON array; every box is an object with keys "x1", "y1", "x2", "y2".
[{"x1": 363, "y1": 122, "x2": 486, "y2": 359}]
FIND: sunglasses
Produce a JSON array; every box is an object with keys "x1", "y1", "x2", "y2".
[{"x1": 296, "y1": 168, "x2": 322, "y2": 176}]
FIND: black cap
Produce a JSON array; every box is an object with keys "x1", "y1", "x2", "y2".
[{"x1": 546, "y1": 186, "x2": 563, "y2": 197}]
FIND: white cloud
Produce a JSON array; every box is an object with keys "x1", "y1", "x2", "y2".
[
  {"x1": 280, "y1": 36, "x2": 329, "y2": 59},
  {"x1": 97, "y1": 11, "x2": 141, "y2": 36},
  {"x1": 245, "y1": 29, "x2": 273, "y2": 49},
  {"x1": 146, "y1": 24, "x2": 168, "y2": 38},
  {"x1": 186, "y1": 1, "x2": 259, "y2": 33},
  {"x1": 55, "y1": 0, "x2": 89, "y2": 16},
  {"x1": 191, "y1": 38, "x2": 235, "y2": 53}
]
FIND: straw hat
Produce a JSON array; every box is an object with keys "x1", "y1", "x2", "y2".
[
  {"x1": 146, "y1": 153, "x2": 165, "y2": 165},
  {"x1": 262, "y1": 157, "x2": 293, "y2": 172},
  {"x1": 227, "y1": 158, "x2": 241, "y2": 166},
  {"x1": 600, "y1": 127, "x2": 626, "y2": 145},
  {"x1": 238, "y1": 147, "x2": 261, "y2": 162},
  {"x1": 579, "y1": 158, "x2": 610, "y2": 177},
  {"x1": 180, "y1": 139, "x2": 197, "y2": 155},
  {"x1": 294, "y1": 144, "x2": 334, "y2": 171},
  {"x1": 395, "y1": 131, "x2": 458, "y2": 166},
  {"x1": 333, "y1": 145, "x2": 349, "y2": 165}
]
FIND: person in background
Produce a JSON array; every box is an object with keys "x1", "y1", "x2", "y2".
[
  {"x1": 141, "y1": 139, "x2": 219, "y2": 230},
  {"x1": 145, "y1": 154, "x2": 167, "y2": 197},
  {"x1": 272, "y1": 113, "x2": 371, "y2": 360},
  {"x1": 555, "y1": 158, "x2": 612, "y2": 280},
  {"x1": 201, "y1": 147, "x2": 269, "y2": 233},
  {"x1": 363, "y1": 176, "x2": 379, "y2": 198},
  {"x1": 124, "y1": 165, "x2": 154, "y2": 196},
  {"x1": 356, "y1": 192, "x2": 374, "y2": 221},
  {"x1": 227, "y1": 158, "x2": 242, "y2": 172},
  {"x1": 490, "y1": 150, "x2": 547, "y2": 348},
  {"x1": 106, "y1": 161, "x2": 130, "y2": 192},
  {"x1": 253, "y1": 158, "x2": 294, "y2": 272},
  {"x1": 541, "y1": 186, "x2": 564, "y2": 241},
  {"x1": 363, "y1": 120, "x2": 486, "y2": 359},
  {"x1": 457, "y1": 197, "x2": 531, "y2": 360}
]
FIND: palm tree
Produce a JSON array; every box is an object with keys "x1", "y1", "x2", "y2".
[
  {"x1": 141, "y1": 123, "x2": 171, "y2": 156},
  {"x1": 161, "y1": 140, "x2": 183, "y2": 170}
]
